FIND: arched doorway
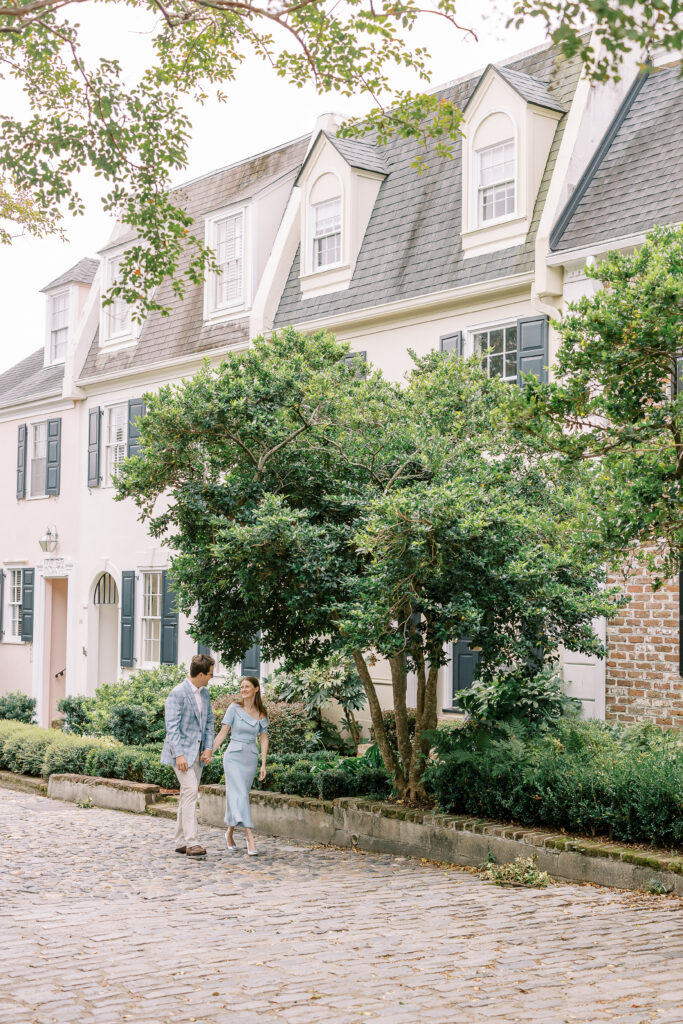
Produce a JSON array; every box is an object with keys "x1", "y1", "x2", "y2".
[{"x1": 93, "y1": 572, "x2": 119, "y2": 687}]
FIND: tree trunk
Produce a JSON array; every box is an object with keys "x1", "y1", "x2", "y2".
[
  {"x1": 388, "y1": 653, "x2": 412, "y2": 774},
  {"x1": 343, "y1": 706, "x2": 361, "y2": 747},
  {"x1": 352, "y1": 650, "x2": 406, "y2": 794}
]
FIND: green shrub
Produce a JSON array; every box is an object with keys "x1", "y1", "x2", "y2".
[
  {"x1": 0, "y1": 722, "x2": 52, "y2": 775},
  {"x1": 458, "y1": 665, "x2": 581, "y2": 725},
  {"x1": 0, "y1": 691, "x2": 37, "y2": 724},
  {"x1": 374, "y1": 709, "x2": 417, "y2": 767},
  {"x1": 211, "y1": 695, "x2": 310, "y2": 756},
  {"x1": 424, "y1": 719, "x2": 683, "y2": 849},
  {"x1": 88, "y1": 664, "x2": 186, "y2": 743},
  {"x1": 106, "y1": 704, "x2": 152, "y2": 746},
  {"x1": 57, "y1": 695, "x2": 95, "y2": 734},
  {"x1": 41, "y1": 734, "x2": 112, "y2": 777}
]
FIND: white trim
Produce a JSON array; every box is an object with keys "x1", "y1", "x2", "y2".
[
  {"x1": 304, "y1": 170, "x2": 344, "y2": 277},
  {"x1": 139, "y1": 568, "x2": 163, "y2": 668},
  {"x1": 0, "y1": 396, "x2": 72, "y2": 423},
  {"x1": 31, "y1": 557, "x2": 77, "y2": 727},
  {"x1": 75, "y1": 340, "x2": 251, "y2": 391},
  {"x1": 281, "y1": 271, "x2": 534, "y2": 334},
  {"x1": 26, "y1": 418, "x2": 48, "y2": 500},
  {"x1": 99, "y1": 243, "x2": 143, "y2": 349},
  {"x1": 43, "y1": 287, "x2": 77, "y2": 368},
  {"x1": 546, "y1": 230, "x2": 654, "y2": 267},
  {"x1": 102, "y1": 401, "x2": 128, "y2": 489}
]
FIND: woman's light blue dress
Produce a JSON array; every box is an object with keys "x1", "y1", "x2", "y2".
[{"x1": 222, "y1": 703, "x2": 268, "y2": 828}]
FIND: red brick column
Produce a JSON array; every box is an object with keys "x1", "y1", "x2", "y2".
[{"x1": 605, "y1": 570, "x2": 682, "y2": 729}]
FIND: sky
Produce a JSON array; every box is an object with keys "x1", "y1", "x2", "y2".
[{"x1": 0, "y1": 1, "x2": 550, "y2": 375}]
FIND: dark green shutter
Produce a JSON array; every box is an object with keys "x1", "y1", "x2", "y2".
[
  {"x1": 87, "y1": 407, "x2": 102, "y2": 488},
  {"x1": 0, "y1": 570, "x2": 4, "y2": 639},
  {"x1": 516, "y1": 315, "x2": 548, "y2": 387},
  {"x1": 16, "y1": 424, "x2": 27, "y2": 499},
  {"x1": 120, "y1": 571, "x2": 136, "y2": 667},
  {"x1": 451, "y1": 637, "x2": 479, "y2": 708},
  {"x1": 127, "y1": 398, "x2": 146, "y2": 457},
  {"x1": 440, "y1": 331, "x2": 463, "y2": 356},
  {"x1": 160, "y1": 570, "x2": 179, "y2": 665},
  {"x1": 45, "y1": 418, "x2": 61, "y2": 495},
  {"x1": 21, "y1": 569, "x2": 34, "y2": 643},
  {"x1": 241, "y1": 634, "x2": 261, "y2": 677}
]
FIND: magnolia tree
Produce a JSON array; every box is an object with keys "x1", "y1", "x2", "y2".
[
  {"x1": 116, "y1": 329, "x2": 621, "y2": 801},
  {"x1": 511, "y1": 225, "x2": 683, "y2": 584},
  {"x1": 2, "y1": 0, "x2": 680, "y2": 308}
]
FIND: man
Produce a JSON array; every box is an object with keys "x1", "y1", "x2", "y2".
[{"x1": 161, "y1": 653, "x2": 215, "y2": 858}]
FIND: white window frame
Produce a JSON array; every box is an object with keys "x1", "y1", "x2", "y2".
[
  {"x1": 476, "y1": 138, "x2": 516, "y2": 227},
  {"x1": 26, "y1": 419, "x2": 49, "y2": 500},
  {"x1": 48, "y1": 290, "x2": 70, "y2": 364},
  {"x1": 3, "y1": 567, "x2": 25, "y2": 644},
  {"x1": 310, "y1": 196, "x2": 342, "y2": 272},
  {"x1": 204, "y1": 204, "x2": 250, "y2": 320},
  {"x1": 470, "y1": 321, "x2": 518, "y2": 383},
  {"x1": 103, "y1": 402, "x2": 128, "y2": 488},
  {"x1": 140, "y1": 570, "x2": 163, "y2": 667}
]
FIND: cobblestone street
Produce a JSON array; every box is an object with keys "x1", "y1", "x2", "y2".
[{"x1": 1, "y1": 789, "x2": 682, "y2": 1024}]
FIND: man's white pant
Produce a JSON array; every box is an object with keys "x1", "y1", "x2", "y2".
[{"x1": 173, "y1": 752, "x2": 203, "y2": 848}]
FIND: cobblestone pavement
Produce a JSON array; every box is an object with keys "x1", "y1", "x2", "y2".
[{"x1": 1, "y1": 790, "x2": 682, "y2": 1024}]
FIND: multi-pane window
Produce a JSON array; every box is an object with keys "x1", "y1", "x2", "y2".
[
  {"x1": 475, "y1": 324, "x2": 518, "y2": 383},
  {"x1": 105, "y1": 404, "x2": 127, "y2": 486},
  {"x1": 141, "y1": 571, "x2": 162, "y2": 664},
  {"x1": 478, "y1": 140, "x2": 515, "y2": 223},
  {"x1": 29, "y1": 422, "x2": 47, "y2": 497},
  {"x1": 312, "y1": 198, "x2": 342, "y2": 270},
  {"x1": 214, "y1": 213, "x2": 243, "y2": 308},
  {"x1": 105, "y1": 256, "x2": 131, "y2": 341},
  {"x1": 49, "y1": 292, "x2": 69, "y2": 363},
  {"x1": 8, "y1": 570, "x2": 23, "y2": 640}
]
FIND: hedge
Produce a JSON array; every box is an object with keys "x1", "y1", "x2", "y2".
[
  {"x1": 0, "y1": 722, "x2": 390, "y2": 799},
  {"x1": 424, "y1": 719, "x2": 683, "y2": 849}
]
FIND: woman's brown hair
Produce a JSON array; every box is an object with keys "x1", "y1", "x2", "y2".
[{"x1": 237, "y1": 676, "x2": 267, "y2": 718}]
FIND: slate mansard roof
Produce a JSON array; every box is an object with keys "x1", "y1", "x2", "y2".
[
  {"x1": 77, "y1": 134, "x2": 310, "y2": 382},
  {"x1": 0, "y1": 348, "x2": 64, "y2": 411},
  {"x1": 551, "y1": 65, "x2": 683, "y2": 253},
  {"x1": 273, "y1": 42, "x2": 582, "y2": 329}
]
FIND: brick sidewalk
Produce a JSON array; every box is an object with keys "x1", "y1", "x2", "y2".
[{"x1": 1, "y1": 790, "x2": 681, "y2": 1024}]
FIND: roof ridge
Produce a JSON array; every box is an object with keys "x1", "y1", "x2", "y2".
[{"x1": 171, "y1": 131, "x2": 311, "y2": 192}]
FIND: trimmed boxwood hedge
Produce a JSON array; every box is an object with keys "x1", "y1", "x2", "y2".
[
  {"x1": 423, "y1": 719, "x2": 683, "y2": 849},
  {"x1": 0, "y1": 722, "x2": 391, "y2": 799}
]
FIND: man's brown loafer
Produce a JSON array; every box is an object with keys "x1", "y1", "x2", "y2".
[
  {"x1": 175, "y1": 846, "x2": 187, "y2": 855},
  {"x1": 186, "y1": 845, "x2": 207, "y2": 857}
]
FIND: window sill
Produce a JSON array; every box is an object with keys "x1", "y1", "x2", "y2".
[
  {"x1": 203, "y1": 304, "x2": 250, "y2": 326},
  {"x1": 99, "y1": 335, "x2": 139, "y2": 352},
  {"x1": 2, "y1": 637, "x2": 25, "y2": 645},
  {"x1": 461, "y1": 214, "x2": 529, "y2": 259},
  {"x1": 20, "y1": 494, "x2": 53, "y2": 502}
]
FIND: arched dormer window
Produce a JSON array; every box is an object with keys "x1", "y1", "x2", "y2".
[
  {"x1": 473, "y1": 112, "x2": 516, "y2": 227},
  {"x1": 308, "y1": 172, "x2": 342, "y2": 273}
]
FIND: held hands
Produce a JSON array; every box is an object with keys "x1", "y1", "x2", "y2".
[
  {"x1": 200, "y1": 749, "x2": 213, "y2": 764},
  {"x1": 175, "y1": 755, "x2": 189, "y2": 773},
  {"x1": 259, "y1": 765, "x2": 267, "y2": 782}
]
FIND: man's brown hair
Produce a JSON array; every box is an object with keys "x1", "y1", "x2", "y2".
[{"x1": 189, "y1": 653, "x2": 215, "y2": 678}]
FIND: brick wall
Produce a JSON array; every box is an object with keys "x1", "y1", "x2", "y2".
[{"x1": 605, "y1": 569, "x2": 682, "y2": 729}]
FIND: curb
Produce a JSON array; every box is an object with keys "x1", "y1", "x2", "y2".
[{"x1": 1, "y1": 772, "x2": 681, "y2": 895}]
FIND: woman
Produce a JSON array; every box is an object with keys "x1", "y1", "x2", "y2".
[{"x1": 212, "y1": 676, "x2": 268, "y2": 856}]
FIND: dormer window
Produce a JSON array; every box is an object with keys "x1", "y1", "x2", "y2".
[
  {"x1": 478, "y1": 139, "x2": 515, "y2": 223},
  {"x1": 204, "y1": 205, "x2": 249, "y2": 320},
  {"x1": 312, "y1": 197, "x2": 342, "y2": 269},
  {"x1": 102, "y1": 254, "x2": 132, "y2": 344},
  {"x1": 49, "y1": 291, "x2": 69, "y2": 363}
]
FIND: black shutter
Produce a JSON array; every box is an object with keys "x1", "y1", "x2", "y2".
[
  {"x1": 45, "y1": 418, "x2": 62, "y2": 495},
  {"x1": 344, "y1": 351, "x2": 367, "y2": 379},
  {"x1": 440, "y1": 331, "x2": 463, "y2": 356},
  {"x1": 127, "y1": 398, "x2": 146, "y2": 457},
  {"x1": 120, "y1": 571, "x2": 136, "y2": 667},
  {"x1": 21, "y1": 569, "x2": 34, "y2": 643},
  {"x1": 450, "y1": 637, "x2": 479, "y2": 708},
  {"x1": 0, "y1": 570, "x2": 4, "y2": 639},
  {"x1": 160, "y1": 570, "x2": 179, "y2": 665},
  {"x1": 87, "y1": 407, "x2": 102, "y2": 488},
  {"x1": 241, "y1": 634, "x2": 261, "y2": 678},
  {"x1": 16, "y1": 424, "x2": 27, "y2": 500},
  {"x1": 516, "y1": 315, "x2": 548, "y2": 387}
]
